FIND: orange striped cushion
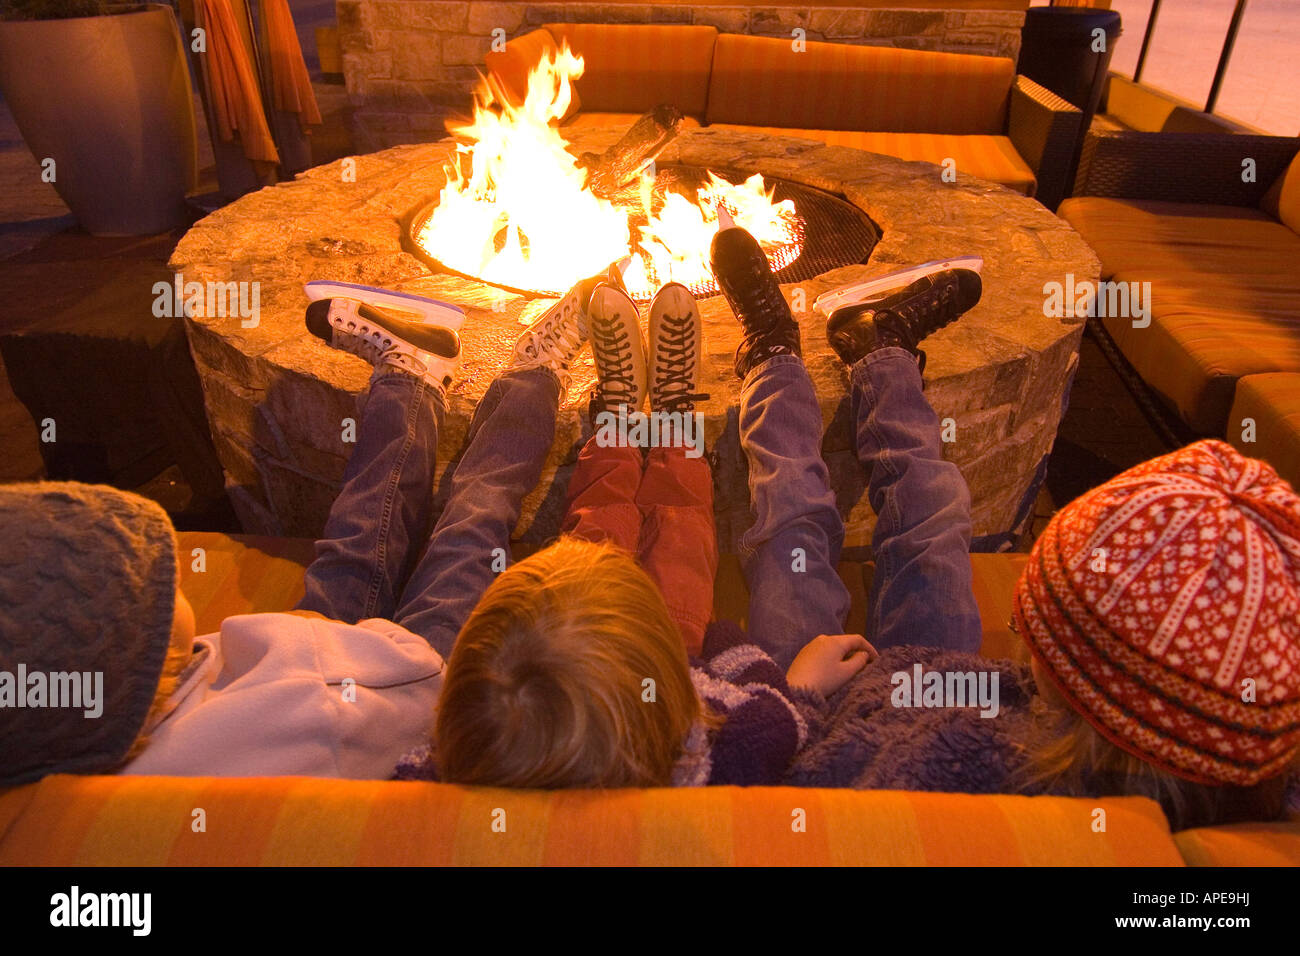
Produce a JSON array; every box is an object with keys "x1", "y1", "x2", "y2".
[
  {"x1": 1229, "y1": 373, "x2": 1300, "y2": 492},
  {"x1": 176, "y1": 532, "x2": 315, "y2": 635},
  {"x1": 1102, "y1": 296, "x2": 1300, "y2": 436},
  {"x1": 705, "y1": 34, "x2": 1013, "y2": 135},
  {"x1": 0, "y1": 775, "x2": 1185, "y2": 866},
  {"x1": 708, "y1": 124, "x2": 1036, "y2": 194},
  {"x1": 483, "y1": 27, "x2": 581, "y2": 122},
  {"x1": 1174, "y1": 818, "x2": 1300, "y2": 866},
  {"x1": 545, "y1": 23, "x2": 717, "y2": 119},
  {"x1": 1057, "y1": 197, "x2": 1300, "y2": 281}
]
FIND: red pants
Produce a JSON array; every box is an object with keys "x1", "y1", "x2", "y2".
[{"x1": 561, "y1": 440, "x2": 717, "y2": 655}]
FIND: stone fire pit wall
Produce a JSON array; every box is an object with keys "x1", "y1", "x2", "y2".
[
  {"x1": 172, "y1": 127, "x2": 1098, "y2": 553},
  {"x1": 339, "y1": 2, "x2": 1027, "y2": 150}
]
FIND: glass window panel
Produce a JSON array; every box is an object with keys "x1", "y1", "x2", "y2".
[
  {"x1": 1137, "y1": 0, "x2": 1239, "y2": 106},
  {"x1": 1107, "y1": 0, "x2": 1155, "y2": 78},
  {"x1": 1213, "y1": 0, "x2": 1300, "y2": 134}
]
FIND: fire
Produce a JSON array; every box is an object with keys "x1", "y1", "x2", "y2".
[{"x1": 415, "y1": 45, "x2": 803, "y2": 301}]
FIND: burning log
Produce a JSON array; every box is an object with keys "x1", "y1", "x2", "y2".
[{"x1": 578, "y1": 104, "x2": 684, "y2": 199}]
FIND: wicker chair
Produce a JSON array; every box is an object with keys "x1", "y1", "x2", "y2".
[
  {"x1": 1008, "y1": 75, "x2": 1085, "y2": 210},
  {"x1": 1073, "y1": 127, "x2": 1300, "y2": 206}
]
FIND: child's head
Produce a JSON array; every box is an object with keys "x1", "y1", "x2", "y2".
[
  {"x1": 0, "y1": 482, "x2": 192, "y2": 785},
  {"x1": 435, "y1": 536, "x2": 700, "y2": 788},
  {"x1": 1014, "y1": 440, "x2": 1300, "y2": 827}
]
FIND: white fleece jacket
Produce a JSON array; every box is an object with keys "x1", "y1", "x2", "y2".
[{"x1": 122, "y1": 612, "x2": 444, "y2": 779}]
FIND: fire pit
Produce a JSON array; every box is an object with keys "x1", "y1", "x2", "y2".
[
  {"x1": 172, "y1": 125, "x2": 1099, "y2": 552},
  {"x1": 405, "y1": 164, "x2": 878, "y2": 302}
]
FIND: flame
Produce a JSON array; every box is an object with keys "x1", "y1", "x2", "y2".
[{"x1": 415, "y1": 45, "x2": 803, "y2": 300}]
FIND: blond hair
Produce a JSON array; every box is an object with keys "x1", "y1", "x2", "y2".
[
  {"x1": 435, "y1": 536, "x2": 701, "y2": 788},
  {"x1": 1021, "y1": 705, "x2": 1290, "y2": 831}
]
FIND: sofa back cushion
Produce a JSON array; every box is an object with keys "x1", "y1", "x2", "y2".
[
  {"x1": 705, "y1": 34, "x2": 1014, "y2": 134},
  {"x1": 544, "y1": 23, "x2": 718, "y2": 118},
  {"x1": 483, "y1": 27, "x2": 581, "y2": 122},
  {"x1": 1262, "y1": 148, "x2": 1300, "y2": 235},
  {"x1": 0, "y1": 775, "x2": 1187, "y2": 866}
]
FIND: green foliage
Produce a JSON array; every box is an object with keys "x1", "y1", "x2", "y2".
[{"x1": 0, "y1": 0, "x2": 114, "y2": 21}]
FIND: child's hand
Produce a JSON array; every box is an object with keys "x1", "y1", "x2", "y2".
[{"x1": 786, "y1": 634, "x2": 877, "y2": 697}]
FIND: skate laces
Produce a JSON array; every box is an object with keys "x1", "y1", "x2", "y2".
[
  {"x1": 591, "y1": 317, "x2": 638, "y2": 406},
  {"x1": 654, "y1": 312, "x2": 709, "y2": 413},
  {"x1": 524, "y1": 300, "x2": 586, "y2": 371},
  {"x1": 885, "y1": 276, "x2": 959, "y2": 347}
]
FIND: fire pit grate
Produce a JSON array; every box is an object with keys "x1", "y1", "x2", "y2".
[{"x1": 403, "y1": 164, "x2": 879, "y2": 303}]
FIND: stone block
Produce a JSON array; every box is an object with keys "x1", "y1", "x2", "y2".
[
  {"x1": 750, "y1": 7, "x2": 808, "y2": 38},
  {"x1": 468, "y1": 2, "x2": 525, "y2": 34},
  {"x1": 522, "y1": 4, "x2": 567, "y2": 27},
  {"x1": 441, "y1": 33, "x2": 494, "y2": 66},
  {"x1": 391, "y1": 34, "x2": 442, "y2": 80},
  {"x1": 690, "y1": 7, "x2": 749, "y2": 35},
  {"x1": 651, "y1": 5, "x2": 693, "y2": 24},
  {"x1": 865, "y1": 10, "x2": 945, "y2": 37},
  {"x1": 808, "y1": 10, "x2": 867, "y2": 40},
  {"x1": 374, "y1": 0, "x2": 468, "y2": 31}
]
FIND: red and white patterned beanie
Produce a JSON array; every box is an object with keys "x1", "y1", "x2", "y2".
[{"x1": 1014, "y1": 440, "x2": 1300, "y2": 787}]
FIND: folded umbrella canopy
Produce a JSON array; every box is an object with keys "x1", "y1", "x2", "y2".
[
  {"x1": 261, "y1": 0, "x2": 322, "y2": 133},
  {"x1": 194, "y1": 0, "x2": 279, "y2": 164}
]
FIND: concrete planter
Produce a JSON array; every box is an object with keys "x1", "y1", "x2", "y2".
[{"x1": 0, "y1": 3, "x2": 198, "y2": 235}]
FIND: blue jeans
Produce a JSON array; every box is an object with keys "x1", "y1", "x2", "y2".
[
  {"x1": 739, "y1": 349, "x2": 981, "y2": 668},
  {"x1": 297, "y1": 366, "x2": 560, "y2": 659}
]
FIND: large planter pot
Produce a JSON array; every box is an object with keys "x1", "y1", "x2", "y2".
[{"x1": 0, "y1": 3, "x2": 198, "y2": 235}]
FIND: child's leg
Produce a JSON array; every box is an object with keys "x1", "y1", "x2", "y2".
[
  {"x1": 561, "y1": 435, "x2": 644, "y2": 553},
  {"x1": 851, "y1": 347, "x2": 981, "y2": 652},
  {"x1": 738, "y1": 354, "x2": 852, "y2": 669},
  {"x1": 636, "y1": 444, "x2": 717, "y2": 656},
  {"x1": 298, "y1": 370, "x2": 443, "y2": 623},
  {"x1": 393, "y1": 367, "x2": 561, "y2": 658}
]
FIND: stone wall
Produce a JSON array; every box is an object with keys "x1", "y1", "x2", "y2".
[{"x1": 339, "y1": 2, "x2": 1026, "y2": 150}]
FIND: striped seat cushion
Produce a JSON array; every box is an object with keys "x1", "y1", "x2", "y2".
[
  {"x1": 1102, "y1": 290, "x2": 1300, "y2": 436},
  {"x1": 1060, "y1": 197, "x2": 1300, "y2": 434},
  {"x1": 1058, "y1": 197, "x2": 1300, "y2": 281},
  {"x1": 708, "y1": 124, "x2": 1036, "y2": 195},
  {"x1": 544, "y1": 23, "x2": 717, "y2": 119},
  {"x1": 1229, "y1": 373, "x2": 1300, "y2": 491},
  {"x1": 0, "y1": 775, "x2": 1185, "y2": 865},
  {"x1": 1174, "y1": 817, "x2": 1300, "y2": 866},
  {"x1": 705, "y1": 34, "x2": 1014, "y2": 135}
]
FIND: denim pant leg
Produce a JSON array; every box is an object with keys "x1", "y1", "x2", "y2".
[
  {"x1": 298, "y1": 370, "x2": 444, "y2": 623},
  {"x1": 738, "y1": 354, "x2": 852, "y2": 669},
  {"x1": 393, "y1": 367, "x2": 561, "y2": 658},
  {"x1": 852, "y1": 348, "x2": 981, "y2": 652}
]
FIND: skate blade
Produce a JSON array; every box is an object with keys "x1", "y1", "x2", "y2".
[
  {"x1": 304, "y1": 280, "x2": 466, "y2": 331},
  {"x1": 812, "y1": 256, "x2": 984, "y2": 319}
]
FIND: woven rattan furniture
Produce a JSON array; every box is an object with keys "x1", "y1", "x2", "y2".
[
  {"x1": 1073, "y1": 128, "x2": 1300, "y2": 206},
  {"x1": 1060, "y1": 128, "x2": 1300, "y2": 489}
]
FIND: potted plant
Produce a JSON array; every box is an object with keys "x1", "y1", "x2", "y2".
[{"x1": 0, "y1": 0, "x2": 198, "y2": 234}]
